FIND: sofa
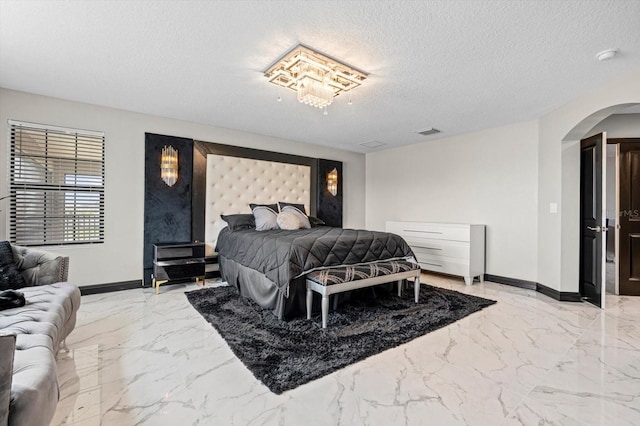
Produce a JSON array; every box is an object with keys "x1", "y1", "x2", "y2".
[{"x1": 0, "y1": 243, "x2": 81, "y2": 426}]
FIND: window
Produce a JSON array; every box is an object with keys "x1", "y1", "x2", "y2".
[{"x1": 8, "y1": 120, "x2": 105, "y2": 246}]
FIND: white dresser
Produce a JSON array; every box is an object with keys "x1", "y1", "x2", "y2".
[{"x1": 386, "y1": 221, "x2": 485, "y2": 285}]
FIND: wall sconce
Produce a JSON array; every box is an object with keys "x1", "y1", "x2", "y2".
[
  {"x1": 327, "y1": 168, "x2": 338, "y2": 196},
  {"x1": 161, "y1": 145, "x2": 178, "y2": 187}
]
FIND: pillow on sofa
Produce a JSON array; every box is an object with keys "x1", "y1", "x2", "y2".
[{"x1": 0, "y1": 241, "x2": 27, "y2": 291}]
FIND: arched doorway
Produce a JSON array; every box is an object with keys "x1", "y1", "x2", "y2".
[{"x1": 561, "y1": 103, "x2": 640, "y2": 308}]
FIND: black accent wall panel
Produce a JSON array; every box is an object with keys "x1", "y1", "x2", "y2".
[
  {"x1": 143, "y1": 133, "x2": 194, "y2": 286},
  {"x1": 316, "y1": 159, "x2": 343, "y2": 227}
]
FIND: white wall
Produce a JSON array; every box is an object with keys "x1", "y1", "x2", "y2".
[
  {"x1": 540, "y1": 68, "x2": 640, "y2": 293},
  {"x1": 366, "y1": 120, "x2": 539, "y2": 282},
  {"x1": 585, "y1": 113, "x2": 640, "y2": 138},
  {"x1": 0, "y1": 88, "x2": 366, "y2": 287}
]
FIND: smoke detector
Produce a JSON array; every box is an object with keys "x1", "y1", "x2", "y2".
[{"x1": 596, "y1": 49, "x2": 618, "y2": 61}]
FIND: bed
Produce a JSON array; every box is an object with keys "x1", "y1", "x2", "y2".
[
  {"x1": 203, "y1": 152, "x2": 416, "y2": 319},
  {"x1": 216, "y1": 226, "x2": 415, "y2": 319}
]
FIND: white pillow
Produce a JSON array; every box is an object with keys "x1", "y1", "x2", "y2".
[
  {"x1": 209, "y1": 217, "x2": 228, "y2": 249},
  {"x1": 277, "y1": 206, "x2": 311, "y2": 230},
  {"x1": 252, "y1": 205, "x2": 279, "y2": 231}
]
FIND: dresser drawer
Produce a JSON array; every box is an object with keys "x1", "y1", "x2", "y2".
[
  {"x1": 408, "y1": 239, "x2": 470, "y2": 260},
  {"x1": 386, "y1": 221, "x2": 485, "y2": 285},
  {"x1": 387, "y1": 222, "x2": 471, "y2": 242},
  {"x1": 417, "y1": 257, "x2": 470, "y2": 277}
]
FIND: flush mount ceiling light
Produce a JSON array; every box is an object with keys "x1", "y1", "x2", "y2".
[
  {"x1": 596, "y1": 49, "x2": 618, "y2": 61},
  {"x1": 264, "y1": 44, "x2": 367, "y2": 110}
]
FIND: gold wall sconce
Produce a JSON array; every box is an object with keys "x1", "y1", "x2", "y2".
[
  {"x1": 327, "y1": 167, "x2": 338, "y2": 196},
  {"x1": 161, "y1": 145, "x2": 178, "y2": 187}
]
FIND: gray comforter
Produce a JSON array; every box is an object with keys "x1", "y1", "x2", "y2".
[{"x1": 216, "y1": 226, "x2": 414, "y2": 294}]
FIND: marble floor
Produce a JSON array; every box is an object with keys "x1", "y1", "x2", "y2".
[{"x1": 52, "y1": 273, "x2": 640, "y2": 426}]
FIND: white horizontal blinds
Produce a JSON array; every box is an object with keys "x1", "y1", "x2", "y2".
[{"x1": 9, "y1": 121, "x2": 105, "y2": 246}]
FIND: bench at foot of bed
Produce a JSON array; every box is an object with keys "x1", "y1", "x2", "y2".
[{"x1": 305, "y1": 260, "x2": 421, "y2": 328}]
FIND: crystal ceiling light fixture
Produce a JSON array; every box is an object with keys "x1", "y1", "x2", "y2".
[{"x1": 264, "y1": 44, "x2": 367, "y2": 110}]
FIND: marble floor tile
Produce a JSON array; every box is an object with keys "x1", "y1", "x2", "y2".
[{"x1": 52, "y1": 274, "x2": 640, "y2": 425}]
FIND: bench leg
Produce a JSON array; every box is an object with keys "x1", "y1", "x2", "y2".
[
  {"x1": 322, "y1": 294, "x2": 329, "y2": 329},
  {"x1": 414, "y1": 274, "x2": 421, "y2": 303},
  {"x1": 306, "y1": 287, "x2": 313, "y2": 320},
  {"x1": 397, "y1": 279, "x2": 403, "y2": 297}
]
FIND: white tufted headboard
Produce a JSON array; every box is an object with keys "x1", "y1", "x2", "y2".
[{"x1": 204, "y1": 154, "x2": 311, "y2": 249}]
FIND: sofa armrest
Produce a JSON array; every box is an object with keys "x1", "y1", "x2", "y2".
[
  {"x1": 11, "y1": 245, "x2": 69, "y2": 286},
  {"x1": 0, "y1": 333, "x2": 16, "y2": 426}
]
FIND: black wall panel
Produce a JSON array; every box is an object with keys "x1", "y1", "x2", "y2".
[
  {"x1": 143, "y1": 133, "x2": 194, "y2": 286},
  {"x1": 316, "y1": 159, "x2": 343, "y2": 227}
]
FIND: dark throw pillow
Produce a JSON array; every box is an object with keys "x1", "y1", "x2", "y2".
[
  {"x1": 0, "y1": 241, "x2": 27, "y2": 291},
  {"x1": 221, "y1": 214, "x2": 256, "y2": 231},
  {"x1": 249, "y1": 203, "x2": 279, "y2": 212},
  {"x1": 278, "y1": 202, "x2": 306, "y2": 214},
  {"x1": 0, "y1": 290, "x2": 26, "y2": 311},
  {"x1": 308, "y1": 216, "x2": 326, "y2": 227}
]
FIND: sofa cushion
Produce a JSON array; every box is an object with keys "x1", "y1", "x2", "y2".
[
  {"x1": 9, "y1": 346, "x2": 59, "y2": 426},
  {"x1": 11, "y1": 245, "x2": 69, "y2": 286},
  {"x1": 0, "y1": 333, "x2": 16, "y2": 426},
  {"x1": 0, "y1": 282, "x2": 80, "y2": 426},
  {"x1": 0, "y1": 242, "x2": 27, "y2": 291},
  {"x1": 0, "y1": 283, "x2": 81, "y2": 352}
]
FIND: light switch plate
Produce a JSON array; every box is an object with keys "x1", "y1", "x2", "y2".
[{"x1": 549, "y1": 203, "x2": 558, "y2": 214}]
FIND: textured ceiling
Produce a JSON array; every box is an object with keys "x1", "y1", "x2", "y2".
[{"x1": 1, "y1": 0, "x2": 639, "y2": 153}]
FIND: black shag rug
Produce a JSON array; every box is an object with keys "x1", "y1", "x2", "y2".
[{"x1": 186, "y1": 284, "x2": 496, "y2": 394}]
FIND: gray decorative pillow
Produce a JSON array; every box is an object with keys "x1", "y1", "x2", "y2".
[
  {"x1": 252, "y1": 206, "x2": 279, "y2": 231},
  {"x1": 278, "y1": 202, "x2": 306, "y2": 214},
  {"x1": 276, "y1": 210, "x2": 301, "y2": 230},
  {"x1": 280, "y1": 206, "x2": 311, "y2": 229}
]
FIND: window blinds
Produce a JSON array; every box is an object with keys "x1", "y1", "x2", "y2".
[{"x1": 8, "y1": 120, "x2": 105, "y2": 246}]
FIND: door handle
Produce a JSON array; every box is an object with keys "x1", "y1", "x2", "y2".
[{"x1": 587, "y1": 226, "x2": 602, "y2": 232}]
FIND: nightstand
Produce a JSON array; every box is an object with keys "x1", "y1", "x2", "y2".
[{"x1": 152, "y1": 242, "x2": 206, "y2": 294}]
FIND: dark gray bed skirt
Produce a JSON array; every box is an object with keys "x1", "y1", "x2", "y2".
[{"x1": 219, "y1": 256, "x2": 309, "y2": 320}]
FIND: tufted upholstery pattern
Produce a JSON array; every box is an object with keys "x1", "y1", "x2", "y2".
[
  {"x1": 11, "y1": 244, "x2": 69, "y2": 286},
  {"x1": 0, "y1": 282, "x2": 80, "y2": 426},
  {"x1": 0, "y1": 244, "x2": 79, "y2": 426},
  {"x1": 204, "y1": 154, "x2": 310, "y2": 248}
]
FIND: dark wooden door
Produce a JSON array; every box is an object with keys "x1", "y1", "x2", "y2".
[
  {"x1": 580, "y1": 133, "x2": 607, "y2": 308},
  {"x1": 619, "y1": 141, "x2": 640, "y2": 295}
]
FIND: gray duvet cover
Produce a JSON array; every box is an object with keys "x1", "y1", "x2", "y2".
[{"x1": 216, "y1": 226, "x2": 415, "y2": 296}]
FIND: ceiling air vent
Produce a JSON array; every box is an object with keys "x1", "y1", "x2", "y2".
[
  {"x1": 416, "y1": 128, "x2": 441, "y2": 136},
  {"x1": 360, "y1": 140, "x2": 386, "y2": 148}
]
